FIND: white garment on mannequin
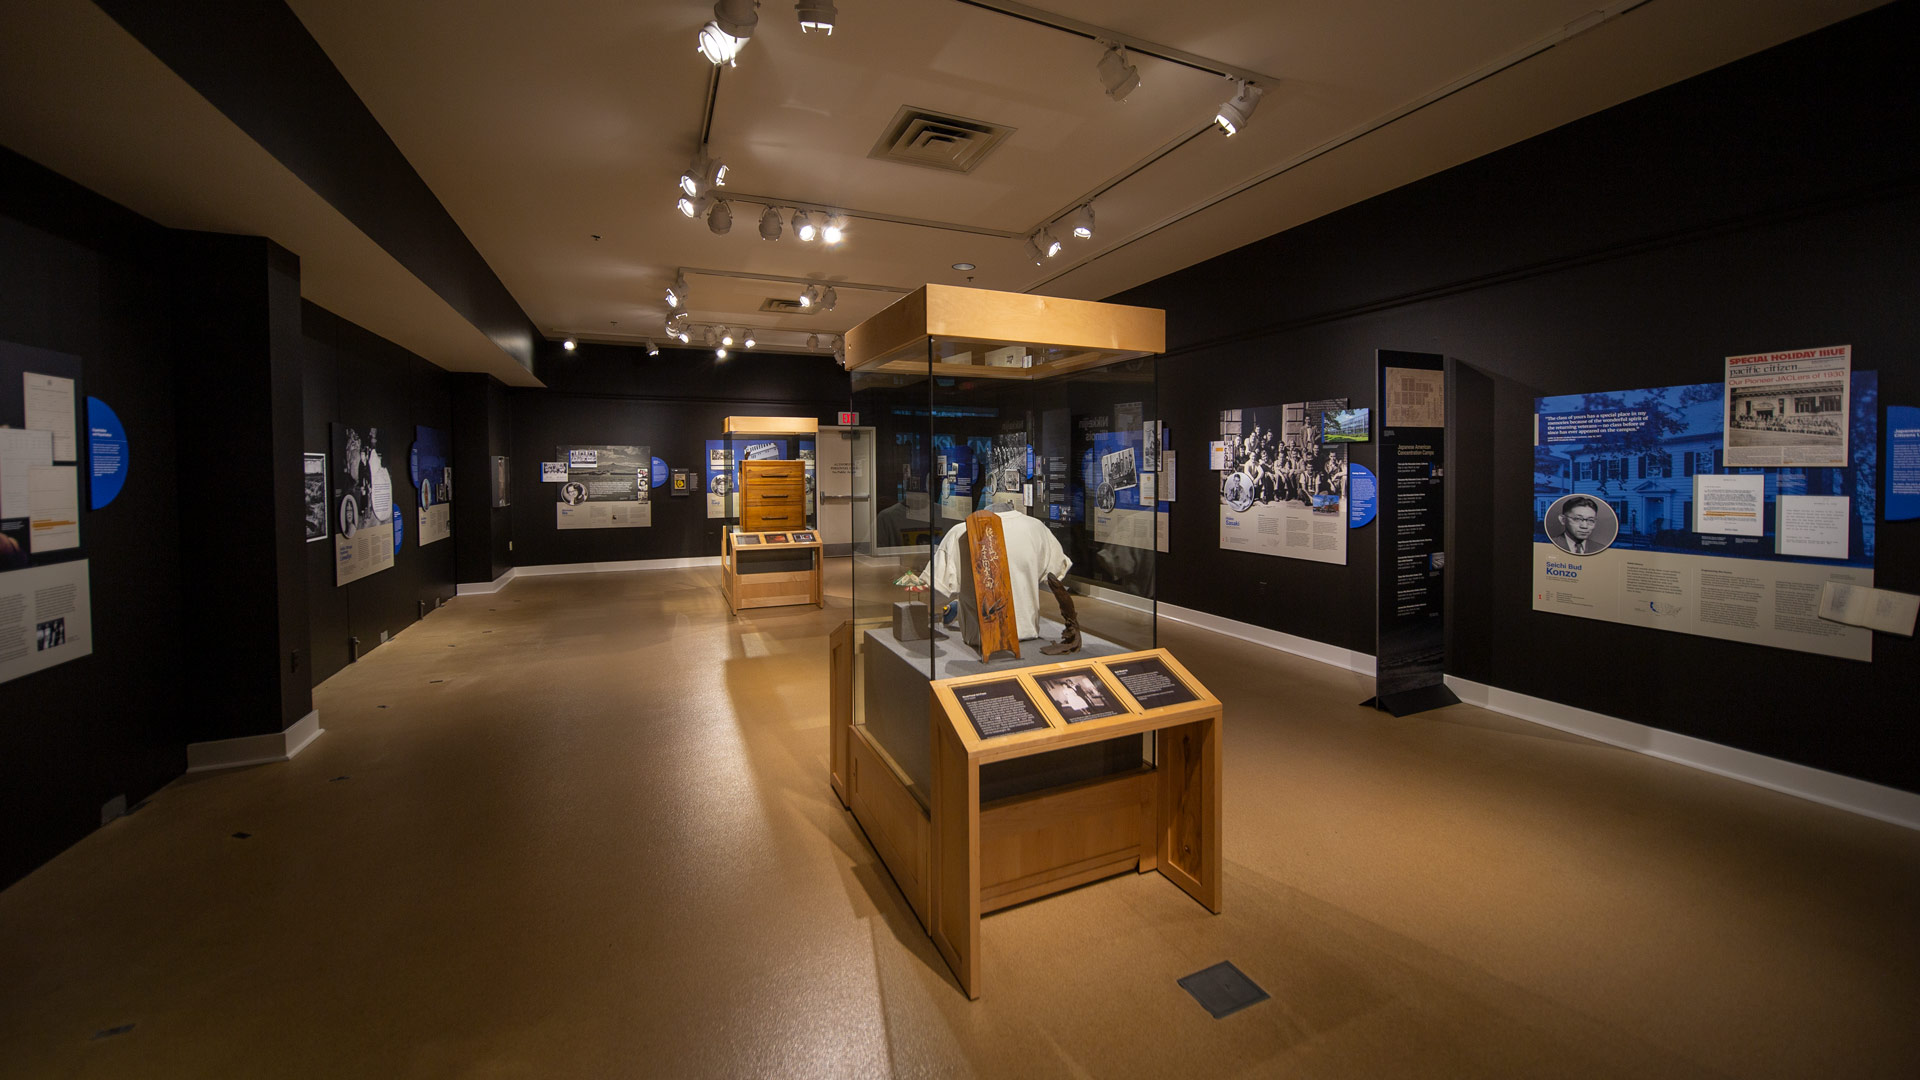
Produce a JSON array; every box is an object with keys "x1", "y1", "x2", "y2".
[{"x1": 930, "y1": 510, "x2": 1071, "y2": 641}]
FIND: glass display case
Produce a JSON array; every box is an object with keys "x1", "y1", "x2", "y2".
[
  {"x1": 714, "y1": 416, "x2": 822, "y2": 613},
  {"x1": 829, "y1": 285, "x2": 1169, "y2": 931}
]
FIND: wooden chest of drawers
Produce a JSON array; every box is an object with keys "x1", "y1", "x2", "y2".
[{"x1": 741, "y1": 460, "x2": 806, "y2": 530}]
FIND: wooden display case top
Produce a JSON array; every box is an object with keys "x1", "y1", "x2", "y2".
[
  {"x1": 723, "y1": 415, "x2": 819, "y2": 436},
  {"x1": 845, "y1": 284, "x2": 1165, "y2": 381},
  {"x1": 929, "y1": 648, "x2": 1217, "y2": 764}
]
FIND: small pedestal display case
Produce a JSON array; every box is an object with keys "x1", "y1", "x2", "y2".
[
  {"x1": 716, "y1": 416, "x2": 822, "y2": 614},
  {"x1": 824, "y1": 285, "x2": 1221, "y2": 998}
]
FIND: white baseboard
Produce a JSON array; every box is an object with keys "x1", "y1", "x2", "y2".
[
  {"x1": 514, "y1": 556, "x2": 721, "y2": 577},
  {"x1": 1157, "y1": 602, "x2": 1377, "y2": 676},
  {"x1": 457, "y1": 567, "x2": 518, "y2": 595},
  {"x1": 456, "y1": 558, "x2": 723, "y2": 595},
  {"x1": 1070, "y1": 579, "x2": 1156, "y2": 615},
  {"x1": 1154, "y1": 604, "x2": 1913, "y2": 830},
  {"x1": 186, "y1": 710, "x2": 323, "y2": 773},
  {"x1": 1445, "y1": 676, "x2": 1920, "y2": 831}
]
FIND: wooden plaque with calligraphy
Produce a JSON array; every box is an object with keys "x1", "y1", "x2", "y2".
[{"x1": 964, "y1": 510, "x2": 1020, "y2": 662}]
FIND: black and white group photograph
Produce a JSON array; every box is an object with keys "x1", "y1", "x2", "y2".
[
  {"x1": 1218, "y1": 402, "x2": 1351, "y2": 565},
  {"x1": 1217, "y1": 404, "x2": 1347, "y2": 514}
]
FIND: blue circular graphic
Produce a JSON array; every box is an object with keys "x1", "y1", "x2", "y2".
[
  {"x1": 1348, "y1": 464, "x2": 1378, "y2": 528},
  {"x1": 87, "y1": 397, "x2": 130, "y2": 510},
  {"x1": 652, "y1": 456, "x2": 669, "y2": 487},
  {"x1": 393, "y1": 499, "x2": 405, "y2": 552}
]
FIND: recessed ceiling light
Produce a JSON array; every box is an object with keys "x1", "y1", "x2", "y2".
[{"x1": 952, "y1": 262, "x2": 975, "y2": 272}]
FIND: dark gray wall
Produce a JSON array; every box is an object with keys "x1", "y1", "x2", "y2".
[
  {"x1": 504, "y1": 343, "x2": 846, "y2": 568},
  {"x1": 0, "y1": 150, "x2": 186, "y2": 886},
  {"x1": 300, "y1": 303, "x2": 459, "y2": 686},
  {"x1": 1116, "y1": 3, "x2": 1920, "y2": 792}
]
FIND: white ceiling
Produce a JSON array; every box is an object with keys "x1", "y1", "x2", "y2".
[{"x1": 0, "y1": 0, "x2": 1889, "y2": 371}]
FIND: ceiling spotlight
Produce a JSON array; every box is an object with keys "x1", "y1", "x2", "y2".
[
  {"x1": 677, "y1": 329, "x2": 691, "y2": 343},
  {"x1": 798, "y1": 284, "x2": 817, "y2": 309},
  {"x1": 1214, "y1": 80, "x2": 1263, "y2": 137},
  {"x1": 562, "y1": 338, "x2": 576, "y2": 351},
  {"x1": 796, "y1": 0, "x2": 837, "y2": 35},
  {"x1": 758, "y1": 205, "x2": 782, "y2": 241},
  {"x1": 1024, "y1": 236, "x2": 1044, "y2": 265},
  {"x1": 676, "y1": 194, "x2": 710, "y2": 219},
  {"x1": 1039, "y1": 228, "x2": 1062, "y2": 258},
  {"x1": 670, "y1": 310, "x2": 690, "y2": 329},
  {"x1": 697, "y1": 0, "x2": 759, "y2": 66},
  {"x1": 645, "y1": 339, "x2": 661, "y2": 357},
  {"x1": 792, "y1": 209, "x2": 817, "y2": 242},
  {"x1": 665, "y1": 271, "x2": 688, "y2": 309},
  {"x1": 1068, "y1": 204, "x2": 1095, "y2": 240},
  {"x1": 807, "y1": 334, "x2": 819, "y2": 349},
  {"x1": 821, "y1": 213, "x2": 847, "y2": 244},
  {"x1": 1096, "y1": 44, "x2": 1140, "y2": 103},
  {"x1": 716, "y1": 346, "x2": 729, "y2": 360},
  {"x1": 679, "y1": 149, "x2": 727, "y2": 197},
  {"x1": 721, "y1": 328, "x2": 735, "y2": 347},
  {"x1": 820, "y1": 286, "x2": 838, "y2": 312},
  {"x1": 707, "y1": 199, "x2": 733, "y2": 235},
  {"x1": 744, "y1": 330, "x2": 757, "y2": 348}
]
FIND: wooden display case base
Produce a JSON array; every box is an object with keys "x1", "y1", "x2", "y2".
[
  {"x1": 829, "y1": 624, "x2": 1221, "y2": 1000},
  {"x1": 721, "y1": 532, "x2": 823, "y2": 615}
]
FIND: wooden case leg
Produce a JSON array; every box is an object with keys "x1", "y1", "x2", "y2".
[
  {"x1": 1155, "y1": 715, "x2": 1221, "y2": 913},
  {"x1": 930, "y1": 718, "x2": 980, "y2": 998}
]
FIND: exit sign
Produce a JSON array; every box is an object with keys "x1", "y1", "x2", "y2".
[{"x1": 838, "y1": 412, "x2": 858, "y2": 426}]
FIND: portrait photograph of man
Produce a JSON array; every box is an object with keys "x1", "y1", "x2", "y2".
[{"x1": 1543, "y1": 493, "x2": 1619, "y2": 556}]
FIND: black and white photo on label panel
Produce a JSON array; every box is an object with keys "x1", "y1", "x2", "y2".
[{"x1": 1219, "y1": 403, "x2": 1345, "y2": 513}]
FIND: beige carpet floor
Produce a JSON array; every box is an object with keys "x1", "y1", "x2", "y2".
[{"x1": 2, "y1": 564, "x2": 1915, "y2": 1078}]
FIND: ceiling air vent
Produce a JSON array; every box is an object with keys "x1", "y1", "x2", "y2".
[
  {"x1": 760, "y1": 297, "x2": 815, "y2": 315},
  {"x1": 868, "y1": 106, "x2": 1015, "y2": 174}
]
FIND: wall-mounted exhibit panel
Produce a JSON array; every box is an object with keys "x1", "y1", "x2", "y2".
[
  {"x1": 410, "y1": 426, "x2": 452, "y2": 546},
  {"x1": 1217, "y1": 398, "x2": 1351, "y2": 565},
  {"x1": 0, "y1": 340, "x2": 94, "y2": 687},
  {"x1": 553, "y1": 444, "x2": 651, "y2": 530},
  {"x1": 330, "y1": 423, "x2": 398, "y2": 585},
  {"x1": 1532, "y1": 371, "x2": 1878, "y2": 660}
]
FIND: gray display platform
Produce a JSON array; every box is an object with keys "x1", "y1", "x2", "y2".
[{"x1": 862, "y1": 617, "x2": 1146, "y2": 807}]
